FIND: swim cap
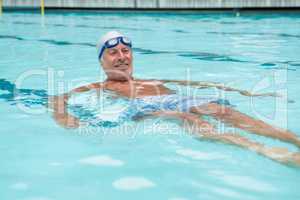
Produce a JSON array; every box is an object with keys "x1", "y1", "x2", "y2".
[{"x1": 96, "y1": 31, "x2": 125, "y2": 60}]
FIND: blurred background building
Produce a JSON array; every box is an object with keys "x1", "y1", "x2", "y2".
[{"x1": 1, "y1": 0, "x2": 300, "y2": 10}]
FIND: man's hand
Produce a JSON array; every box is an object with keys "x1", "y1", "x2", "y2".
[
  {"x1": 48, "y1": 94, "x2": 68, "y2": 111},
  {"x1": 48, "y1": 94, "x2": 80, "y2": 129},
  {"x1": 53, "y1": 112, "x2": 80, "y2": 129}
]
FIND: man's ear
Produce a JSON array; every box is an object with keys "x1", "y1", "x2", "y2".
[{"x1": 100, "y1": 54, "x2": 106, "y2": 66}]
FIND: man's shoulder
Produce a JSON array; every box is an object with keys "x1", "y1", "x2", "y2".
[
  {"x1": 89, "y1": 82, "x2": 103, "y2": 89},
  {"x1": 71, "y1": 82, "x2": 103, "y2": 93},
  {"x1": 135, "y1": 78, "x2": 164, "y2": 85}
]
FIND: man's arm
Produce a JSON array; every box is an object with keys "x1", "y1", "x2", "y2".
[
  {"x1": 48, "y1": 82, "x2": 102, "y2": 128},
  {"x1": 158, "y1": 79, "x2": 280, "y2": 97},
  {"x1": 48, "y1": 93, "x2": 79, "y2": 128}
]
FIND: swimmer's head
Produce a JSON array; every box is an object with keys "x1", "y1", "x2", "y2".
[{"x1": 97, "y1": 31, "x2": 133, "y2": 81}]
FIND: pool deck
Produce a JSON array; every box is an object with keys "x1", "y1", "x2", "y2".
[{"x1": 2, "y1": 0, "x2": 300, "y2": 10}]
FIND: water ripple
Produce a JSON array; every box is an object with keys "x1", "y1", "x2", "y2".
[
  {"x1": 172, "y1": 29, "x2": 189, "y2": 33},
  {"x1": 178, "y1": 52, "x2": 249, "y2": 63},
  {"x1": 207, "y1": 31, "x2": 300, "y2": 39},
  {"x1": 10, "y1": 20, "x2": 152, "y2": 31},
  {"x1": 38, "y1": 39, "x2": 95, "y2": 47},
  {"x1": 0, "y1": 35, "x2": 24, "y2": 41},
  {"x1": 79, "y1": 155, "x2": 124, "y2": 167},
  {"x1": 113, "y1": 177, "x2": 155, "y2": 190},
  {"x1": 260, "y1": 62, "x2": 299, "y2": 71}
]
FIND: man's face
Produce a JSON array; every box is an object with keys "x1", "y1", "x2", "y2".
[{"x1": 101, "y1": 43, "x2": 133, "y2": 81}]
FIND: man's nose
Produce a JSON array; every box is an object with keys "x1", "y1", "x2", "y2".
[{"x1": 117, "y1": 50, "x2": 126, "y2": 60}]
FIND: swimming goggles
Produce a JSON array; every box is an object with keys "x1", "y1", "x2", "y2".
[{"x1": 98, "y1": 36, "x2": 132, "y2": 59}]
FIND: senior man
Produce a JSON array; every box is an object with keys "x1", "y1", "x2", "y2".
[{"x1": 50, "y1": 31, "x2": 300, "y2": 166}]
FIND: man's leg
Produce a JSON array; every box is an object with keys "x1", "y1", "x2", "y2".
[
  {"x1": 147, "y1": 111, "x2": 300, "y2": 166},
  {"x1": 190, "y1": 103, "x2": 300, "y2": 148}
]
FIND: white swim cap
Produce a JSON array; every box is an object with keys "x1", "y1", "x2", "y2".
[{"x1": 96, "y1": 31, "x2": 125, "y2": 60}]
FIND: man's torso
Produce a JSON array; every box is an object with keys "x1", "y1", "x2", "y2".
[{"x1": 100, "y1": 79, "x2": 174, "y2": 98}]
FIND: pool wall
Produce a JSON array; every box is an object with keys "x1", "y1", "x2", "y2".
[{"x1": 2, "y1": 0, "x2": 300, "y2": 9}]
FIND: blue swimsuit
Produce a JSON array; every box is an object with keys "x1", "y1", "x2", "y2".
[{"x1": 68, "y1": 91, "x2": 230, "y2": 127}]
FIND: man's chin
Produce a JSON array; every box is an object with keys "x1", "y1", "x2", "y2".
[
  {"x1": 115, "y1": 77, "x2": 132, "y2": 81},
  {"x1": 108, "y1": 74, "x2": 133, "y2": 82},
  {"x1": 106, "y1": 68, "x2": 133, "y2": 81}
]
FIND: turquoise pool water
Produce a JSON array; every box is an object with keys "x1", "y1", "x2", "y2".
[{"x1": 1, "y1": 11, "x2": 300, "y2": 200}]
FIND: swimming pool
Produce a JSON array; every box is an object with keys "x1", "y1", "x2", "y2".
[{"x1": 0, "y1": 10, "x2": 300, "y2": 200}]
